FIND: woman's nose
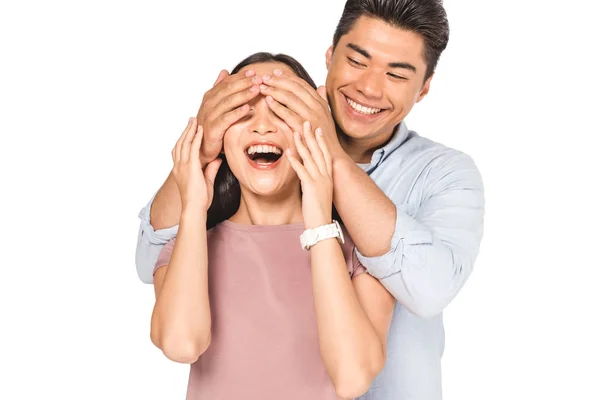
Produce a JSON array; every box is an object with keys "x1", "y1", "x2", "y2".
[{"x1": 249, "y1": 98, "x2": 278, "y2": 135}]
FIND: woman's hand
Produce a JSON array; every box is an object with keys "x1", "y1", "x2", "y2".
[
  {"x1": 286, "y1": 121, "x2": 333, "y2": 229},
  {"x1": 171, "y1": 118, "x2": 222, "y2": 212}
]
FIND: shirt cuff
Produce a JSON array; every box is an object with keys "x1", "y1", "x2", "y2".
[
  {"x1": 355, "y1": 204, "x2": 432, "y2": 279},
  {"x1": 135, "y1": 194, "x2": 179, "y2": 284},
  {"x1": 138, "y1": 193, "x2": 179, "y2": 244}
]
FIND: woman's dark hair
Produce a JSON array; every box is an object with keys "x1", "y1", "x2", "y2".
[
  {"x1": 332, "y1": 0, "x2": 449, "y2": 81},
  {"x1": 206, "y1": 52, "x2": 320, "y2": 229}
]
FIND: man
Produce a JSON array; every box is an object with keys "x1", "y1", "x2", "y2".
[{"x1": 136, "y1": 0, "x2": 484, "y2": 399}]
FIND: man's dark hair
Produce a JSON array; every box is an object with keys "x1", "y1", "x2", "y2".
[
  {"x1": 206, "y1": 52, "x2": 318, "y2": 230},
  {"x1": 332, "y1": 0, "x2": 449, "y2": 81}
]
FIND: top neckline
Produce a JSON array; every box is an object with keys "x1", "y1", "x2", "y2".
[{"x1": 220, "y1": 219, "x2": 306, "y2": 232}]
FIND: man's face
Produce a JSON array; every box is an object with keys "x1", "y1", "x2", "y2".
[{"x1": 325, "y1": 16, "x2": 432, "y2": 147}]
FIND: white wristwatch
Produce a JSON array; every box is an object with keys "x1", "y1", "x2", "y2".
[{"x1": 300, "y1": 220, "x2": 345, "y2": 250}]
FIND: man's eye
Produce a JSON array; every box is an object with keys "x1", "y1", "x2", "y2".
[
  {"x1": 388, "y1": 73, "x2": 406, "y2": 80},
  {"x1": 348, "y1": 57, "x2": 363, "y2": 66}
]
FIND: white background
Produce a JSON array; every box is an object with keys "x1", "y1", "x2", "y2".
[{"x1": 1, "y1": 0, "x2": 599, "y2": 399}]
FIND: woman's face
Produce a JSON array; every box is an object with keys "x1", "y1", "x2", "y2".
[{"x1": 223, "y1": 62, "x2": 300, "y2": 197}]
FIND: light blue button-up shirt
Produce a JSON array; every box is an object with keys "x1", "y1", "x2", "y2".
[{"x1": 136, "y1": 122, "x2": 485, "y2": 400}]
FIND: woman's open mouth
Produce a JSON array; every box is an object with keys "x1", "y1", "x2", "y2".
[{"x1": 245, "y1": 143, "x2": 284, "y2": 170}]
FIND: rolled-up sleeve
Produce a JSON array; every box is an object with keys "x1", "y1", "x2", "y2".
[
  {"x1": 135, "y1": 194, "x2": 179, "y2": 284},
  {"x1": 356, "y1": 153, "x2": 485, "y2": 318}
]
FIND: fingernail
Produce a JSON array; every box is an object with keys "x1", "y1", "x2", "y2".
[
  {"x1": 286, "y1": 149, "x2": 292, "y2": 155},
  {"x1": 188, "y1": 117, "x2": 193, "y2": 123},
  {"x1": 260, "y1": 84, "x2": 268, "y2": 91},
  {"x1": 245, "y1": 70, "x2": 255, "y2": 77},
  {"x1": 316, "y1": 128, "x2": 323, "y2": 136},
  {"x1": 266, "y1": 95, "x2": 273, "y2": 103},
  {"x1": 252, "y1": 76, "x2": 261, "y2": 84},
  {"x1": 304, "y1": 121, "x2": 311, "y2": 130},
  {"x1": 274, "y1": 69, "x2": 283, "y2": 76},
  {"x1": 294, "y1": 132, "x2": 300, "y2": 139},
  {"x1": 263, "y1": 75, "x2": 271, "y2": 81},
  {"x1": 250, "y1": 85, "x2": 258, "y2": 93}
]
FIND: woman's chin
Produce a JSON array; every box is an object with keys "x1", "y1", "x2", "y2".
[
  {"x1": 248, "y1": 182, "x2": 285, "y2": 196},
  {"x1": 242, "y1": 178, "x2": 295, "y2": 198}
]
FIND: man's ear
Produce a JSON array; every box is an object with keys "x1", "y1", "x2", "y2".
[
  {"x1": 416, "y1": 75, "x2": 433, "y2": 103},
  {"x1": 325, "y1": 45, "x2": 334, "y2": 70}
]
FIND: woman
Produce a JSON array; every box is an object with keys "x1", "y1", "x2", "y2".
[{"x1": 150, "y1": 52, "x2": 395, "y2": 400}]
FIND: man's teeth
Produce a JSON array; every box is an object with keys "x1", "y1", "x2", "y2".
[
  {"x1": 246, "y1": 145, "x2": 283, "y2": 155},
  {"x1": 346, "y1": 97, "x2": 382, "y2": 115}
]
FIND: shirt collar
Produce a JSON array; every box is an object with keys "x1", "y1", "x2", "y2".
[
  {"x1": 360, "y1": 122, "x2": 410, "y2": 172},
  {"x1": 381, "y1": 121, "x2": 409, "y2": 154}
]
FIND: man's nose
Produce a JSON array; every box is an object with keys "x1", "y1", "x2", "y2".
[{"x1": 355, "y1": 70, "x2": 384, "y2": 99}]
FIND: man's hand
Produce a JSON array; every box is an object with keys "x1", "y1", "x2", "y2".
[
  {"x1": 196, "y1": 69, "x2": 264, "y2": 166},
  {"x1": 259, "y1": 70, "x2": 345, "y2": 160}
]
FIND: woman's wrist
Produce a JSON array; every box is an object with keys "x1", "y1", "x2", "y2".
[
  {"x1": 181, "y1": 204, "x2": 208, "y2": 223},
  {"x1": 304, "y1": 213, "x2": 333, "y2": 229}
]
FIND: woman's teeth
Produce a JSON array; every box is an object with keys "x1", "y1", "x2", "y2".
[
  {"x1": 246, "y1": 144, "x2": 283, "y2": 165},
  {"x1": 346, "y1": 97, "x2": 382, "y2": 115},
  {"x1": 246, "y1": 145, "x2": 283, "y2": 156}
]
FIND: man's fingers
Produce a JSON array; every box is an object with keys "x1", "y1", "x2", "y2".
[
  {"x1": 265, "y1": 95, "x2": 304, "y2": 133},
  {"x1": 317, "y1": 86, "x2": 328, "y2": 104},
  {"x1": 204, "y1": 70, "x2": 258, "y2": 102},
  {"x1": 213, "y1": 69, "x2": 229, "y2": 87},
  {"x1": 212, "y1": 104, "x2": 251, "y2": 136},
  {"x1": 209, "y1": 74, "x2": 262, "y2": 112},
  {"x1": 260, "y1": 84, "x2": 313, "y2": 120},
  {"x1": 220, "y1": 70, "x2": 261, "y2": 88},
  {"x1": 212, "y1": 85, "x2": 259, "y2": 118},
  {"x1": 263, "y1": 72, "x2": 324, "y2": 108},
  {"x1": 200, "y1": 100, "x2": 249, "y2": 166}
]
